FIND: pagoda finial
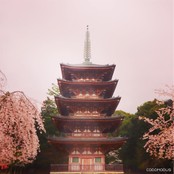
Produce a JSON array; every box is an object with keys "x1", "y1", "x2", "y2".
[{"x1": 83, "y1": 25, "x2": 92, "y2": 64}]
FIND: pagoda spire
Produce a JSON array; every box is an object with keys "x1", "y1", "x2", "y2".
[{"x1": 83, "y1": 25, "x2": 92, "y2": 64}]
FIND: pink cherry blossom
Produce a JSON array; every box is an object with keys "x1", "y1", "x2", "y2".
[
  {"x1": 139, "y1": 86, "x2": 174, "y2": 159},
  {"x1": 0, "y1": 71, "x2": 45, "y2": 166}
]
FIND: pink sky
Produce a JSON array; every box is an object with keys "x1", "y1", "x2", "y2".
[{"x1": 0, "y1": 0, "x2": 173, "y2": 113}]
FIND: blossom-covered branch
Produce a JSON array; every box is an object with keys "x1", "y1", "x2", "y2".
[
  {"x1": 0, "y1": 71, "x2": 45, "y2": 166},
  {"x1": 139, "y1": 86, "x2": 174, "y2": 160}
]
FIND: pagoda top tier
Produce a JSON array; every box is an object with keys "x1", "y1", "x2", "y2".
[
  {"x1": 60, "y1": 26, "x2": 116, "y2": 81},
  {"x1": 60, "y1": 63, "x2": 116, "y2": 82}
]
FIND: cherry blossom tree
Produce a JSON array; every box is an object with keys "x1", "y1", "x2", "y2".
[
  {"x1": 139, "y1": 85, "x2": 174, "y2": 160},
  {"x1": 0, "y1": 71, "x2": 45, "y2": 169}
]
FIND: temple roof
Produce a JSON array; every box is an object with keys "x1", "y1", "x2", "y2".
[
  {"x1": 58, "y1": 79, "x2": 118, "y2": 98},
  {"x1": 55, "y1": 96, "x2": 121, "y2": 116},
  {"x1": 48, "y1": 136, "x2": 126, "y2": 143},
  {"x1": 60, "y1": 63, "x2": 116, "y2": 81},
  {"x1": 61, "y1": 63, "x2": 116, "y2": 68},
  {"x1": 58, "y1": 78, "x2": 118, "y2": 85},
  {"x1": 48, "y1": 136, "x2": 127, "y2": 153},
  {"x1": 51, "y1": 115, "x2": 123, "y2": 133}
]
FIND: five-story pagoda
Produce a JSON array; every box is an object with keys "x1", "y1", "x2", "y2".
[{"x1": 48, "y1": 26, "x2": 127, "y2": 173}]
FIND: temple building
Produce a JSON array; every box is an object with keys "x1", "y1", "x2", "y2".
[{"x1": 48, "y1": 26, "x2": 127, "y2": 173}]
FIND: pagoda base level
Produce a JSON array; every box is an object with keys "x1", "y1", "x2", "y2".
[
  {"x1": 50, "y1": 164, "x2": 124, "y2": 174},
  {"x1": 50, "y1": 172, "x2": 124, "y2": 174}
]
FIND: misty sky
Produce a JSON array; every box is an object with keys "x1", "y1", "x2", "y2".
[{"x1": 0, "y1": 0, "x2": 173, "y2": 113}]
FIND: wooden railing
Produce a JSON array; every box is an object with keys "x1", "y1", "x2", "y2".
[{"x1": 50, "y1": 164, "x2": 123, "y2": 172}]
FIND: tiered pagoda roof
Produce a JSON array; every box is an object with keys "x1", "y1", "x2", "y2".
[
  {"x1": 51, "y1": 115, "x2": 123, "y2": 133},
  {"x1": 58, "y1": 79, "x2": 118, "y2": 98},
  {"x1": 55, "y1": 96, "x2": 121, "y2": 116},
  {"x1": 48, "y1": 136, "x2": 126, "y2": 154},
  {"x1": 49, "y1": 62, "x2": 127, "y2": 153}
]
